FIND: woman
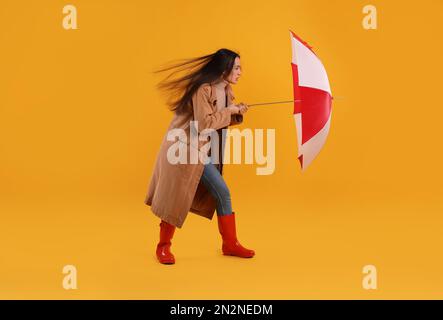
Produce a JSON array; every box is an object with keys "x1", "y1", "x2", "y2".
[{"x1": 144, "y1": 48, "x2": 255, "y2": 264}]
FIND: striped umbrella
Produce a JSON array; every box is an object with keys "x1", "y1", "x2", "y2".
[
  {"x1": 290, "y1": 30, "x2": 332, "y2": 171},
  {"x1": 249, "y1": 31, "x2": 333, "y2": 171}
]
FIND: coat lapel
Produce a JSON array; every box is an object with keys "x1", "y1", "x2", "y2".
[{"x1": 208, "y1": 82, "x2": 235, "y2": 107}]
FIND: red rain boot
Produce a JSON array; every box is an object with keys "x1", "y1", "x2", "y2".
[
  {"x1": 156, "y1": 220, "x2": 176, "y2": 264},
  {"x1": 217, "y1": 212, "x2": 255, "y2": 258}
]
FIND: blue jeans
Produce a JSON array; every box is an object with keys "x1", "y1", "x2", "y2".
[{"x1": 200, "y1": 162, "x2": 233, "y2": 216}]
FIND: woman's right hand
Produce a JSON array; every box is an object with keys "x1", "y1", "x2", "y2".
[
  {"x1": 227, "y1": 104, "x2": 241, "y2": 115},
  {"x1": 228, "y1": 103, "x2": 249, "y2": 114}
]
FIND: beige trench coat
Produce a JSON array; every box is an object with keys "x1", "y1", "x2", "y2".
[{"x1": 144, "y1": 82, "x2": 243, "y2": 228}]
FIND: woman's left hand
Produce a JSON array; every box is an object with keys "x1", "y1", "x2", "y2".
[{"x1": 238, "y1": 103, "x2": 249, "y2": 114}]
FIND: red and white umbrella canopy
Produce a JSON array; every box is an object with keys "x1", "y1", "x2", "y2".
[{"x1": 290, "y1": 30, "x2": 332, "y2": 171}]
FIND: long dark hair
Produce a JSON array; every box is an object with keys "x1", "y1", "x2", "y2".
[{"x1": 153, "y1": 48, "x2": 240, "y2": 115}]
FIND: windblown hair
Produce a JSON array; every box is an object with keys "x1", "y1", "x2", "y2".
[{"x1": 153, "y1": 48, "x2": 240, "y2": 115}]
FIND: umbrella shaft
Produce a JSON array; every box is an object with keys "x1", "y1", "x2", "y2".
[
  {"x1": 247, "y1": 96, "x2": 342, "y2": 107},
  {"x1": 248, "y1": 100, "x2": 300, "y2": 107}
]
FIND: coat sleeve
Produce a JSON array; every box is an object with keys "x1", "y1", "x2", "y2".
[
  {"x1": 192, "y1": 85, "x2": 232, "y2": 132},
  {"x1": 230, "y1": 113, "x2": 243, "y2": 126}
]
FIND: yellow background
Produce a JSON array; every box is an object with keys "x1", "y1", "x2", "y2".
[{"x1": 1, "y1": 0, "x2": 442, "y2": 299}]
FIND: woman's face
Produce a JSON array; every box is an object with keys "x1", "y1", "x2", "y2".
[{"x1": 224, "y1": 56, "x2": 242, "y2": 85}]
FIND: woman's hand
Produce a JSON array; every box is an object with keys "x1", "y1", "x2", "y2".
[
  {"x1": 238, "y1": 102, "x2": 249, "y2": 115},
  {"x1": 227, "y1": 104, "x2": 241, "y2": 114},
  {"x1": 227, "y1": 103, "x2": 249, "y2": 115}
]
